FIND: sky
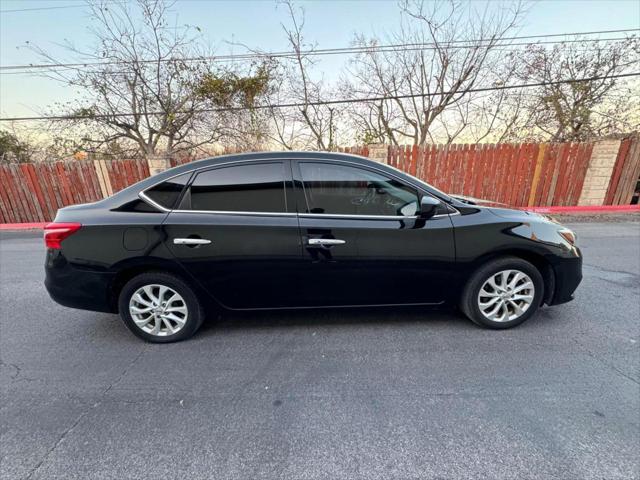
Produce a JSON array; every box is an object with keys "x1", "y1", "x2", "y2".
[{"x1": 0, "y1": 0, "x2": 639, "y2": 120}]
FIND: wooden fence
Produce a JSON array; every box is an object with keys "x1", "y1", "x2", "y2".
[
  {"x1": 0, "y1": 159, "x2": 149, "y2": 223},
  {"x1": 604, "y1": 137, "x2": 640, "y2": 205},
  {"x1": 0, "y1": 139, "x2": 638, "y2": 223},
  {"x1": 387, "y1": 142, "x2": 594, "y2": 207}
]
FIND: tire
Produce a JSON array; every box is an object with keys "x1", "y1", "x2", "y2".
[
  {"x1": 460, "y1": 256, "x2": 544, "y2": 329},
  {"x1": 118, "y1": 272, "x2": 204, "y2": 343}
]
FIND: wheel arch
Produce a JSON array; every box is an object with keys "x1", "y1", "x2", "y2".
[
  {"x1": 108, "y1": 257, "x2": 218, "y2": 313},
  {"x1": 468, "y1": 248, "x2": 555, "y2": 305}
]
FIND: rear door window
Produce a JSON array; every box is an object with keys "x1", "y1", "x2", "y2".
[{"x1": 185, "y1": 162, "x2": 287, "y2": 213}]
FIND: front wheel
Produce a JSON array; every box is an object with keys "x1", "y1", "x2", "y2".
[
  {"x1": 118, "y1": 272, "x2": 204, "y2": 343},
  {"x1": 460, "y1": 257, "x2": 544, "y2": 329}
]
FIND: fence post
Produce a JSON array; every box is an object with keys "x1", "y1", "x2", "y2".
[
  {"x1": 93, "y1": 160, "x2": 112, "y2": 198},
  {"x1": 147, "y1": 154, "x2": 170, "y2": 176},
  {"x1": 577, "y1": 139, "x2": 622, "y2": 206}
]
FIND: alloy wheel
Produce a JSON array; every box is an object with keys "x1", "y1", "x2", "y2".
[
  {"x1": 129, "y1": 284, "x2": 188, "y2": 336},
  {"x1": 477, "y1": 269, "x2": 535, "y2": 323}
]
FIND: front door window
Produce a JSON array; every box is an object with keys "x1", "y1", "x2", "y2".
[{"x1": 299, "y1": 162, "x2": 419, "y2": 217}]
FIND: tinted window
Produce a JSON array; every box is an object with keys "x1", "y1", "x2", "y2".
[
  {"x1": 300, "y1": 162, "x2": 420, "y2": 216},
  {"x1": 144, "y1": 173, "x2": 190, "y2": 209},
  {"x1": 188, "y1": 163, "x2": 286, "y2": 213},
  {"x1": 116, "y1": 199, "x2": 163, "y2": 213}
]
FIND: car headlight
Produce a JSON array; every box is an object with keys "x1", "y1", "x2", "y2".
[{"x1": 558, "y1": 228, "x2": 577, "y2": 246}]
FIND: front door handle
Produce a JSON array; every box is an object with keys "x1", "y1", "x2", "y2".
[
  {"x1": 173, "y1": 238, "x2": 212, "y2": 246},
  {"x1": 307, "y1": 238, "x2": 346, "y2": 246}
]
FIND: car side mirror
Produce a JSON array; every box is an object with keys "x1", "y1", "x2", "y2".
[{"x1": 419, "y1": 196, "x2": 442, "y2": 219}]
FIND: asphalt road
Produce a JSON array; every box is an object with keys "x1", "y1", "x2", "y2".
[{"x1": 1, "y1": 221, "x2": 639, "y2": 480}]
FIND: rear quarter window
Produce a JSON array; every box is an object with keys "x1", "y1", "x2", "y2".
[{"x1": 143, "y1": 173, "x2": 191, "y2": 210}]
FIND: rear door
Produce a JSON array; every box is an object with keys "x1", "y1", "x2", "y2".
[
  {"x1": 162, "y1": 160, "x2": 302, "y2": 309},
  {"x1": 292, "y1": 159, "x2": 456, "y2": 307}
]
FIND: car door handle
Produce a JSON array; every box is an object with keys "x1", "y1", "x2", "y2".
[
  {"x1": 307, "y1": 238, "x2": 346, "y2": 246},
  {"x1": 173, "y1": 238, "x2": 211, "y2": 246}
]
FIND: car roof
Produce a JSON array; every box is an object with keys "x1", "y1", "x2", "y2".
[
  {"x1": 182, "y1": 150, "x2": 375, "y2": 168},
  {"x1": 104, "y1": 151, "x2": 375, "y2": 204},
  {"x1": 105, "y1": 150, "x2": 452, "y2": 206},
  {"x1": 150, "y1": 151, "x2": 388, "y2": 183}
]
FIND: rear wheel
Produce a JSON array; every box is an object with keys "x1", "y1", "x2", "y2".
[
  {"x1": 118, "y1": 272, "x2": 204, "y2": 343},
  {"x1": 460, "y1": 257, "x2": 544, "y2": 329}
]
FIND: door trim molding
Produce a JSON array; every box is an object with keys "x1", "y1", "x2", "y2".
[
  {"x1": 224, "y1": 300, "x2": 445, "y2": 311},
  {"x1": 171, "y1": 209, "x2": 298, "y2": 217}
]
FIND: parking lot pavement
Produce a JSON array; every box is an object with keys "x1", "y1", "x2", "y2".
[{"x1": 1, "y1": 221, "x2": 638, "y2": 480}]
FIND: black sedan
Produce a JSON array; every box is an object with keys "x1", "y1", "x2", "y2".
[{"x1": 44, "y1": 152, "x2": 582, "y2": 342}]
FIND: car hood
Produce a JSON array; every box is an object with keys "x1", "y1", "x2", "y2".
[
  {"x1": 451, "y1": 194, "x2": 553, "y2": 222},
  {"x1": 450, "y1": 194, "x2": 507, "y2": 208},
  {"x1": 484, "y1": 206, "x2": 562, "y2": 228},
  {"x1": 486, "y1": 206, "x2": 538, "y2": 219}
]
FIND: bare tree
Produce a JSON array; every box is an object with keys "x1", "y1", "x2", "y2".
[
  {"x1": 344, "y1": 0, "x2": 526, "y2": 145},
  {"x1": 29, "y1": 0, "x2": 271, "y2": 160},
  {"x1": 265, "y1": 0, "x2": 343, "y2": 150},
  {"x1": 505, "y1": 37, "x2": 640, "y2": 141}
]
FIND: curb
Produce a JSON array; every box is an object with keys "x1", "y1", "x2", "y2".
[
  {"x1": 0, "y1": 223, "x2": 47, "y2": 231},
  {"x1": 0, "y1": 205, "x2": 638, "y2": 231},
  {"x1": 524, "y1": 205, "x2": 639, "y2": 214}
]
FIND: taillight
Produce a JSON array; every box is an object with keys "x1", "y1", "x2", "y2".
[{"x1": 44, "y1": 222, "x2": 82, "y2": 249}]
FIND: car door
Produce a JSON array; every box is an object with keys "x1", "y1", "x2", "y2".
[
  {"x1": 162, "y1": 160, "x2": 303, "y2": 309},
  {"x1": 291, "y1": 159, "x2": 456, "y2": 307}
]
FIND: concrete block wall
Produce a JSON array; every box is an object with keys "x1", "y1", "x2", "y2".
[
  {"x1": 578, "y1": 139, "x2": 621, "y2": 206},
  {"x1": 147, "y1": 155, "x2": 171, "y2": 176},
  {"x1": 367, "y1": 144, "x2": 388, "y2": 163}
]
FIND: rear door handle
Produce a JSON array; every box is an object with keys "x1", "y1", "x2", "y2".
[
  {"x1": 307, "y1": 238, "x2": 346, "y2": 246},
  {"x1": 173, "y1": 238, "x2": 211, "y2": 246}
]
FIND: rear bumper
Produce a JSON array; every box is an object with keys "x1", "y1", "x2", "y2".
[
  {"x1": 548, "y1": 250, "x2": 582, "y2": 306},
  {"x1": 45, "y1": 250, "x2": 115, "y2": 313}
]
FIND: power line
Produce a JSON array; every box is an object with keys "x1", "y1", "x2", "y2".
[
  {"x1": 0, "y1": 38, "x2": 632, "y2": 77},
  {"x1": 4, "y1": 36, "x2": 635, "y2": 72},
  {"x1": 1, "y1": 28, "x2": 637, "y2": 72},
  {"x1": 0, "y1": 3, "x2": 89, "y2": 13},
  {"x1": 0, "y1": 40, "x2": 623, "y2": 77},
  {"x1": 2, "y1": 72, "x2": 638, "y2": 122},
  {"x1": 0, "y1": 0, "x2": 125, "y2": 13}
]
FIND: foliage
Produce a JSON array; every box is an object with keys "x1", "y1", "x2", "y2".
[
  {"x1": 195, "y1": 63, "x2": 272, "y2": 108},
  {"x1": 0, "y1": 130, "x2": 31, "y2": 163}
]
